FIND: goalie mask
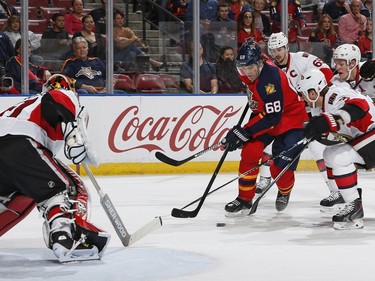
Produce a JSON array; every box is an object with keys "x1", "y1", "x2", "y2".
[
  {"x1": 43, "y1": 74, "x2": 76, "y2": 93},
  {"x1": 296, "y1": 69, "x2": 327, "y2": 108}
]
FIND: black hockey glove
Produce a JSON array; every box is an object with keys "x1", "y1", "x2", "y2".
[
  {"x1": 221, "y1": 125, "x2": 251, "y2": 151},
  {"x1": 304, "y1": 113, "x2": 341, "y2": 141},
  {"x1": 360, "y1": 60, "x2": 375, "y2": 81}
]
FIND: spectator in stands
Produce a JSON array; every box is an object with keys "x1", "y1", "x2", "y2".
[
  {"x1": 40, "y1": 13, "x2": 72, "y2": 61},
  {"x1": 270, "y1": 0, "x2": 306, "y2": 46},
  {"x1": 361, "y1": 0, "x2": 372, "y2": 18},
  {"x1": 210, "y1": 2, "x2": 237, "y2": 46},
  {"x1": 337, "y1": 0, "x2": 367, "y2": 44},
  {"x1": 73, "y1": 15, "x2": 105, "y2": 60},
  {"x1": 309, "y1": 14, "x2": 337, "y2": 47},
  {"x1": 237, "y1": 10, "x2": 265, "y2": 50},
  {"x1": 0, "y1": 0, "x2": 19, "y2": 19},
  {"x1": 65, "y1": 0, "x2": 85, "y2": 35},
  {"x1": 3, "y1": 15, "x2": 40, "y2": 51},
  {"x1": 113, "y1": 9, "x2": 163, "y2": 71},
  {"x1": 180, "y1": 43, "x2": 218, "y2": 94},
  {"x1": 166, "y1": 0, "x2": 188, "y2": 20},
  {"x1": 185, "y1": 0, "x2": 218, "y2": 31},
  {"x1": 252, "y1": 0, "x2": 271, "y2": 37},
  {"x1": 3, "y1": 15, "x2": 42, "y2": 65},
  {"x1": 90, "y1": 0, "x2": 106, "y2": 34},
  {"x1": 0, "y1": 31, "x2": 14, "y2": 67},
  {"x1": 358, "y1": 18, "x2": 372, "y2": 60},
  {"x1": 201, "y1": 32, "x2": 221, "y2": 63},
  {"x1": 61, "y1": 36, "x2": 125, "y2": 94},
  {"x1": 228, "y1": 0, "x2": 253, "y2": 21},
  {"x1": 309, "y1": 14, "x2": 337, "y2": 66},
  {"x1": 6, "y1": 39, "x2": 51, "y2": 94},
  {"x1": 216, "y1": 45, "x2": 245, "y2": 93},
  {"x1": 322, "y1": 0, "x2": 350, "y2": 23}
]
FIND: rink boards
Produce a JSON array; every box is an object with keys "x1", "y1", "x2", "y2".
[{"x1": 0, "y1": 94, "x2": 316, "y2": 175}]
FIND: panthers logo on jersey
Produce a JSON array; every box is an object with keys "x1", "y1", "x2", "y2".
[
  {"x1": 265, "y1": 83, "x2": 276, "y2": 95},
  {"x1": 75, "y1": 67, "x2": 102, "y2": 80}
]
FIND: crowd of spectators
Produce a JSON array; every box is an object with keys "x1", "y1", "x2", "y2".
[{"x1": 0, "y1": 0, "x2": 372, "y2": 95}]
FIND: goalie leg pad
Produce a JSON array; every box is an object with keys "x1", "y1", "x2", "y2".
[{"x1": 0, "y1": 193, "x2": 36, "y2": 236}]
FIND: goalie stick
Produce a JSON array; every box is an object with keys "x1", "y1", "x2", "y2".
[
  {"x1": 82, "y1": 163, "x2": 162, "y2": 246},
  {"x1": 171, "y1": 104, "x2": 250, "y2": 218},
  {"x1": 249, "y1": 139, "x2": 310, "y2": 215},
  {"x1": 155, "y1": 141, "x2": 222, "y2": 166}
]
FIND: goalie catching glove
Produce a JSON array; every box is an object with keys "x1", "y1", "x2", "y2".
[
  {"x1": 62, "y1": 121, "x2": 87, "y2": 164},
  {"x1": 304, "y1": 113, "x2": 341, "y2": 141},
  {"x1": 221, "y1": 125, "x2": 251, "y2": 151}
]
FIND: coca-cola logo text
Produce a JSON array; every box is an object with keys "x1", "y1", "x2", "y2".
[{"x1": 108, "y1": 105, "x2": 243, "y2": 153}]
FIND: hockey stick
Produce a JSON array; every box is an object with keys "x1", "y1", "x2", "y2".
[
  {"x1": 155, "y1": 142, "x2": 222, "y2": 166},
  {"x1": 171, "y1": 104, "x2": 250, "y2": 218},
  {"x1": 82, "y1": 163, "x2": 162, "y2": 246},
  {"x1": 249, "y1": 139, "x2": 310, "y2": 215},
  {"x1": 178, "y1": 138, "x2": 308, "y2": 211}
]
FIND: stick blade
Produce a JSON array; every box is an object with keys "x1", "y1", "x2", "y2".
[
  {"x1": 128, "y1": 216, "x2": 163, "y2": 246},
  {"x1": 171, "y1": 208, "x2": 197, "y2": 218},
  {"x1": 155, "y1": 152, "x2": 182, "y2": 166}
]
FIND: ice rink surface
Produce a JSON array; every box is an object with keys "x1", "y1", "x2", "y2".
[{"x1": 1, "y1": 171, "x2": 375, "y2": 281}]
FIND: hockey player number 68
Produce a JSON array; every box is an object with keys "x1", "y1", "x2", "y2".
[{"x1": 265, "y1": 101, "x2": 281, "y2": 113}]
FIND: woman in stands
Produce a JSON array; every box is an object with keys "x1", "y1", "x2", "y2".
[
  {"x1": 73, "y1": 14, "x2": 105, "y2": 60},
  {"x1": 309, "y1": 14, "x2": 337, "y2": 48},
  {"x1": 65, "y1": 0, "x2": 86, "y2": 35},
  {"x1": 237, "y1": 10, "x2": 265, "y2": 50},
  {"x1": 357, "y1": 18, "x2": 372, "y2": 60},
  {"x1": 252, "y1": 0, "x2": 272, "y2": 37}
]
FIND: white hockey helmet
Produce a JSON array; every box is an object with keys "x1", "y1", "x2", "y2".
[
  {"x1": 296, "y1": 69, "x2": 327, "y2": 106},
  {"x1": 267, "y1": 32, "x2": 289, "y2": 53},
  {"x1": 42, "y1": 74, "x2": 75, "y2": 92},
  {"x1": 333, "y1": 44, "x2": 361, "y2": 68}
]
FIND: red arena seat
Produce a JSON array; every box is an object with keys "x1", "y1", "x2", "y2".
[
  {"x1": 134, "y1": 74, "x2": 167, "y2": 94},
  {"x1": 28, "y1": 19, "x2": 49, "y2": 34},
  {"x1": 40, "y1": 7, "x2": 67, "y2": 20}
]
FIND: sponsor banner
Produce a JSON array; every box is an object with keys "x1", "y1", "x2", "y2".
[{"x1": 0, "y1": 95, "x2": 313, "y2": 164}]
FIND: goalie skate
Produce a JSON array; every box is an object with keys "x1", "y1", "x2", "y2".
[
  {"x1": 332, "y1": 198, "x2": 364, "y2": 230},
  {"x1": 255, "y1": 176, "x2": 271, "y2": 194},
  {"x1": 52, "y1": 231, "x2": 101, "y2": 263}
]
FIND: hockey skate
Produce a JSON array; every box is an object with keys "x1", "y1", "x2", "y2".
[
  {"x1": 319, "y1": 191, "x2": 346, "y2": 213},
  {"x1": 40, "y1": 190, "x2": 110, "y2": 263},
  {"x1": 332, "y1": 198, "x2": 364, "y2": 230},
  {"x1": 275, "y1": 191, "x2": 290, "y2": 212},
  {"x1": 255, "y1": 176, "x2": 271, "y2": 194},
  {"x1": 225, "y1": 197, "x2": 252, "y2": 217}
]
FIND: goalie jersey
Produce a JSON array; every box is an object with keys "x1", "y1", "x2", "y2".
[{"x1": 0, "y1": 89, "x2": 80, "y2": 155}]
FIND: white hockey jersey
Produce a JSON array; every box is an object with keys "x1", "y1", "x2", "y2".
[
  {"x1": 330, "y1": 61, "x2": 375, "y2": 99},
  {"x1": 279, "y1": 52, "x2": 333, "y2": 91},
  {"x1": 0, "y1": 89, "x2": 80, "y2": 155},
  {"x1": 323, "y1": 85, "x2": 375, "y2": 139}
]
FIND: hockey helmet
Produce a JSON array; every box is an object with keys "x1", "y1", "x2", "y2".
[
  {"x1": 42, "y1": 74, "x2": 75, "y2": 92},
  {"x1": 267, "y1": 32, "x2": 289, "y2": 53},
  {"x1": 236, "y1": 39, "x2": 262, "y2": 67},
  {"x1": 332, "y1": 44, "x2": 361, "y2": 68},
  {"x1": 296, "y1": 69, "x2": 327, "y2": 105}
]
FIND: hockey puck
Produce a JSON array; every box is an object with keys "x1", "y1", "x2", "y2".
[{"x1": 216, "y1": 223, "x2": 226, "y2": 227}]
